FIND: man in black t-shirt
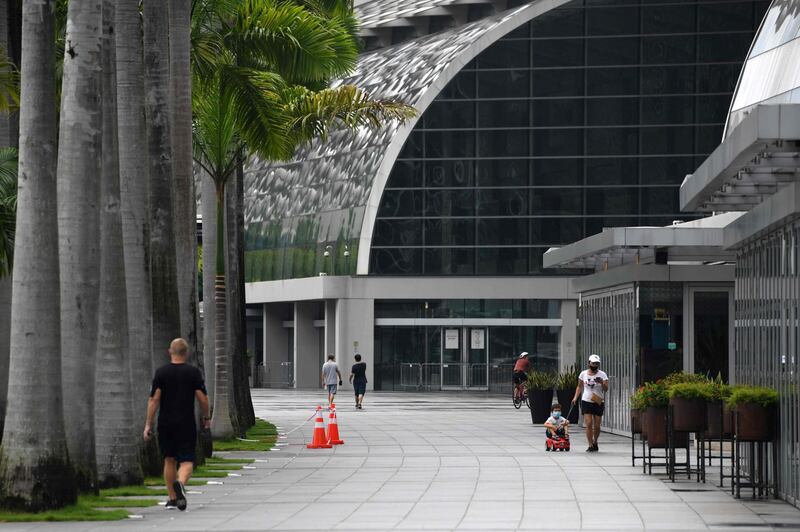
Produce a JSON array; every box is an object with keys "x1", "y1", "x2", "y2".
[
  {"x1": 349, "y1": 353, "x2": 368, "y2": 409},
  {"x1": 144, "y1": 338, "x2": 210, "y2": 511}
]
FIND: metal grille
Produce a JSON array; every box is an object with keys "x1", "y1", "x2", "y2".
[{"x1": 735, "y1": 220, "x2": 800, "y2": 508}]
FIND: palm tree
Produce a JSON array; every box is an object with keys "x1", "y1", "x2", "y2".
[
  {"x1": 94, "y1": 0, "x2": 143, "y2": 487},
  {"x1": 0, "y1": 0, "x2": 77, "y2": 510},
  {"x1": 56, "y1": 0, "x2": 103, "y2": 492},
  {"x1": 201, "y1": 171, "x2": 216, "y2": 406},
  {"x1": 0, "y1": 146, "x2": 16, "y2": 440}
]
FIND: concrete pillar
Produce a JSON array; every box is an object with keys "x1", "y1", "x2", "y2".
[
  {"x1": 336, "y1": 298, "x2": 374, "y2": 391},
  {"x1": 324, "y1": 299, "x2": 336, "y2": 361},
  {"x1": 294, "y1": 301, "x2": 320, "y2": 388},
  {"x1": 560, "y1": 299, "x2": 578, "y2": 372},
  {"x1": 263, "y1": 303, "x2": 290, "y2": 387}
]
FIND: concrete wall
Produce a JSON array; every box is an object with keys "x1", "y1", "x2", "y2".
[
  {"x1": 559, "y1": 299, "x2": 578, "y2": 372},
  {"x1": 336, "y1": 298, "x2": 375, "y2": 392},
  {"x1": 294, "y1": 302, "x2": 320, "y2": 388}
]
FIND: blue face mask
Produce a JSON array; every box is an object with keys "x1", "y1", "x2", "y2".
[{"x1": 552, "y1": 412, "x2": 561, "y2": 419}]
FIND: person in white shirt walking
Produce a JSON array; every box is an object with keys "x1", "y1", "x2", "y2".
[
  {"x1": 321, "y1": 354, "x2": 342, "y2": 405},
  {"x1": 572, "y1": 354, "x2": 609, "y2": 452}
]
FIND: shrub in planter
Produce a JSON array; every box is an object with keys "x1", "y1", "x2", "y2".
[
  {"x1": 662, "y1": 371, "x2": 710, "y2": 386},
  {"x1": 726, "y1": 385, "x2": 779, "y2": 441},
  {"x1": 638, "y1": 381, "x2": 669, "y2": 446},
  {"x1": 556, "y1": 365, "x2": 580, "y2": 423},
  {"x1": 705, "y1": 380, "x2": 733, "y2": 438},
  {"x1": 630, "y1": 386, "x2": 648, "y2": 435},
  {"x1": 668, "y1": 382, "x2": 711, "y2": 432},
  {"x1": 527, "y1": 371, "x2": 557, "y2": 424}
]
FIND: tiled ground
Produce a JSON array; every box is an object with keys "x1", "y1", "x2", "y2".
[{"x1": 4, "y1": 390, "x2": 800, "y2": 531}]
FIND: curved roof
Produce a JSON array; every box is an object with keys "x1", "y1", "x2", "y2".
[{"x1": 243, "y1": 0, "x2": 569, "y2": 275}]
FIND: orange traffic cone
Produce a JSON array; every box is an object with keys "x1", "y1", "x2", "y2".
[
  {"x1": 327, "y1": 403, "x2": 344, "y2": 445},
  {"x1": 307, "y1": 406, "x2": 332, "y2": 449}
]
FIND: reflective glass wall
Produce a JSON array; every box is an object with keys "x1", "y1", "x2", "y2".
[
  {"x1": 370, "y1": 0, "x2": 769, "y2": 275},
  {"x1": 736, "y1": 221, "x2": 800, "y2": 507}
]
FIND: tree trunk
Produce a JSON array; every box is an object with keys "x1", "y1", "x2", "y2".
[
  {"x1": 0, "y1": 276, "x2": 9, "y2": 438},
  {"x1": 95, "y1": 0, "x2": 143, "y2": 487},
  {"x1": 143, "y1": 0, "x2": 180, "y2": 370},
  {"x1": 201, "y1": 171, "x2": 216, "y2": 406},
  {"x1": 115, "y1": 0, "x2": 159, "y2": 476},
  {"x1": 0, "y1": 0, "x2": 76, "y2": 510},
  {"x1": 57, "y1": 0, "x2": 103, "y2": 493}
]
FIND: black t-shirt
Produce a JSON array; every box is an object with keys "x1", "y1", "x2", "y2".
[
  {"x1": 150, "y1": 363, "x2": 207, "y2": 430},
  {"x1": 351, "y1": 362, "x2": 367, "y2": 383}
]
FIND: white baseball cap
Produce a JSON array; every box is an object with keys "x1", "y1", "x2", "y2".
[
  {"x1": 588, "y1": 354, "x2": 601, "y2": 363},
  {"x1": 519, "y1": 352, "x2": 529, "y2": 358}
]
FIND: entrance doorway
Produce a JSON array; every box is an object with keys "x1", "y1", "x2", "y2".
[
  {"x1": 688, "y1": 288, "x2": 733, "y2": 382},
  {"x1": 441, "y1": 327, "x2": 488, "y2": 390}
]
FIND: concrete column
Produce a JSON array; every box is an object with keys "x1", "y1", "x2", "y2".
[
  {"x1": 336, "y1": 298, "x2": 374, "y2": 391},
  {"x1": 294, "y1": 301, "x2": 320, "y2": 388},
  {"x1": 263, "y1": 303, "x2": 290, "y2": 387},
  {"x1": 324, "y1": 299, "x2": 336, "y2": 361},
  {"x1": 560, "y1": 299, "x2": 578, "y2": 372}
]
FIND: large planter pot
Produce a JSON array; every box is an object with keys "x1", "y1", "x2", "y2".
[
  {"x1": 631, "y1": 408, "x2": 642, "y2": 435},
  {"x1": 644, "y1": 407, "x2": 668, "y2": 448},
  {"x1": 556, "y1": 390, "x2": 579, "y2": 423},
  {"x1": 706, "y1": 400, "x2": 733, "y2": 439},
  {"x1": 669, "y1": 396, "x2": 708, "y2": 433},
  {"x1": 528, "y1": 389, "x2": 554, "y2": 424},
  {"x1": 734, "y1": 402, "x2": 776, "y2": 442}
]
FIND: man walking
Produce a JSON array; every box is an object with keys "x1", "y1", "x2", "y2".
[
  {"x1": 144, "y1": 338, "x2": 210, "y2": 511},
  {"x1": 321, "y1": 353, "x2": 342, "y2": 405},
  {"x1": 349, "y1": 353, "x2": 367, "y2": 409}
]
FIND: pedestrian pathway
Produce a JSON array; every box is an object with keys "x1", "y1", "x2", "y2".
[{"x1": 3, "y1": 390, "x2": 800, "y2": 531}]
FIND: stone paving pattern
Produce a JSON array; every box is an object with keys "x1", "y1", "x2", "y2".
[{"x1": 3, "y1": 390, "x2": 800, "y2": 531}]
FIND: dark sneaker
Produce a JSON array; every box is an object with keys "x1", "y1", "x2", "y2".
[
  {"x1": 173, "y1": 480, "x2": 187, "y2": 511},
  {"x1": 593, "y1": 443, "x2": 599, "y2": 452},
  {"x1": 165, "y1": 499, "x2": 178, "y2": 510},
  {"x1": 586, "y1": 446, "x2": 596, "y2": 452}
]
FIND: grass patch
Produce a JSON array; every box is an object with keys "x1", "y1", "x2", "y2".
[
  {"x1": 0, "y1": 497, "x2": 130, "y2": 522},
  {"x1": 100, "y1": 485, "x2": 167, "y2": 497},
  {"x1": 202, "y1": 464, "x2": 243, "y2": 471},
  {"x1": 191, "y1": 467, "x2": 229, "y2": 478},
  {"x1": 144, "y1": 477, "x2": 205, "y2": 487},
  {"x1": 207, "y1": 457, "x2": 255, "y2": 464},
  {"x1": 82, "y1": 496, "x2": 159, "y2": 509},
  {"x1": 213, "y1": 419, "x2": 277, "y2": 452}
]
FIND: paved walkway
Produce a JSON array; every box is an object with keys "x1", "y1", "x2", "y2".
[{"x1": 4, "y1": 390, "x2": 800, "y2": 531}]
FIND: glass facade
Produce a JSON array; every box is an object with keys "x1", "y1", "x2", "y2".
[
  {"x1": 736, "y1": 221, "x2": 800, "y2": 507},
  {"x1": 374, "y1": 298, "x2": 561, "y2": 319},
  {"x1": 370, "y1": 0, "x2": 769, "y2": 275}
]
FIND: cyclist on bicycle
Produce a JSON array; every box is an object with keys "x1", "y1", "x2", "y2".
[{"x1": 513, "y1": 352, "x2": 530, "y2": 398}]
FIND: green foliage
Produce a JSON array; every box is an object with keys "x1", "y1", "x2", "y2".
[
  {"x1": 706, "y1": 379, "x2": 732, "y2": 401},
  {"x1": 0, "y1": 147, "x2": 18, "y2": 277},
  {"x1": 213, "y1": 418, "x2": 277, "y2": 451},
  {"x1": 556, "y1": 364, "x2": 580, "y2": 390},
  {"x1": 0, "y1": 497, "x2": 129, "y2": 522},
  {"x1": 206, "y1": 456, "x2": 255, "y2": 464},
  {"x1": 662, "y1": 371, "x2": 710, "y2": 387},
  {"x1": 0, "y1": 47, "x2": 19, "y2": 113},
  {"x1": 99, "y1": 485, "x2": 167, "y2": 497},
  {"x1": 726, "y1": 385, "x2": 779, "y2": 408},
  {"x1": 636, "y1": 381, "x2": 669, "y2": 408},
  {"x1": 526, "y1": 370, "x2": 557, "y2": 391},
  {"x1": 668, "y1": 381, "x2": 714, "y2": 401}
]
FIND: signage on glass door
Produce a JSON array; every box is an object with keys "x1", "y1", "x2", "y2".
[
  {"x1": 445, "y1": 329, "x2": 459, "y2": 349},
  {"x1": 470, "y1": 329, "x2": 485, "y2": 349}
]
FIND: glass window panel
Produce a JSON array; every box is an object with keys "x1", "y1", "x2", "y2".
[
  {"x1": 530, "y1": 8, "x2": 584, "y2": 37},
  {"x1": 373, "y1": 219, "x2": 423, "y2": 246},
  {"x1": 478, "y1": 70, "x2": 529, "y2": 98},
  {"x1": 533, "y1": 129, "x2": 583, "y2": 156},
  {"x1": 375, "y1": 300, "x2": 424, "y2": 319},
  {"x1": 425, "y1": 189, "x2": 475, "y2": 216},
  {"x1": 424, "y1": 219, "x2": 475, "y2": 246},
  {"x1": 478, "y1": 100, "x2": 529, "y2": 127},
  {"x1": 370, "y1": 248, "x2": 422, "y2": 275},
  {"x1": 698, "y1": 3, "x2": 754, "y2": 32},
  {"x1": 533, "y1": 158, "x2": 582, "y2": 186},
  {"x1": 641, "y1": 96, "x2": 694, "y2": 125},
  {"x1": 586, "y1": 188, "x2": 638, "y2": 215},
  {"x1": 530, "y1": 218, "x2": 583, "y2": 245},
  {"x1": 696, "y1": 64, "x2": 741, "y2": 93},
  {"x1": 428, "y1": 299, "x2": 466, "y2": 318},
  {"x1": 465, "y1": 299, "x2": 514, "y2": 318},
  {"x1": 477, "y1": 218, "x2": 529, "y2": 245},
  {"x1": 488, "y1": 326, "x2": 514, "y2": 363},
  {"x1": 640, "y1": 156, "x2": 696, "y2": 185},
  {"x1": 641, "y1": 186, "x2": 680, "y2": 215},
  {"x1": 423, "y1": 248, "x2": 475, "y2": 275},
  {"x1": 477, "y1": 159, "x2": 529, "y2": 187},
  {"x1": 642, "y1": 5, "x2": 696, "y2": 33},
  {"x1": 696, "y1": 95, "x2": 733, "y2": 123},
  {"x1": 532, "y1": 39, "x2": 584, "y2": 67},
  {"x1": 425, "y1": 130, "x2": 475, "y2": 158},
  {"x1": 513, "y1": 299, "x2": 561, "y2": 319},
  {"x1": 587, "y1": 37, "x2": 640, "y2": 66},
  {"x1": 476, "y1": 247, "x2": 528, "y2": 275},
  {"x1": 534, "y1": 98, "x2": 584, "y2": 126},
  {"x1": 478, "y1": 39, "x2": 530, "y2": 69},
  {"x1": 695, "y1": 124, "x2": 724, "y2": 154},
  {"x1": 531, "y1": 189, "x2": 583, "y2": 215},
  {"x1": 505, "y1": 23, "x2": 530, "y2": 39},
  {"x1": 478, "y1": 130, "x2": 529, "y2": 157},
  {"x1": 641, "y1": 126, "x2": 694, "y2": 154},
  {"x1": 585, "y1": 216, "x2": 639, "y2": 235},
  {"x1": 643, "y1": 35, "x2": 696, "y2": 64},
  {"x1": 586, "y1": 67, "x2": 639, "y2": 96},
  {"x1": 532, "y1": 68, "x2": 584, "y2": 97},
  {"x1": 377, "y1": 190, "x2": 423, "y2": 217},
  {"x1": 425, "y1": 160, "x2": 475, "y2": 187},
  {"x1": 586, "y1": 127, "x2": 638, "y2": 155},
  {"x1": 386, "y1": 160, "x2": 423, "y2": 188},
  {"x1": 586, "y1": 157, "x2": 638, "y2": 185},
  {"x1": 439, "y1": 71, "x2": 476, "y2": 99},
  {"x1": 641, "y1": 66, "x2": 695, "y2": 94},
  {"x1": 398, "y1": 131, "x2": 423, "y2": 158},
  {"x1": 587, "y1": 7, "x2": 640, "y2": 35},
  {"x1": 424, "y1": 101, "x2": 475, "y2": 129},
  {"x1": 586, "y1": 97, "x2": 638, "y2": 125},
  {"x1": 698, "y1": 33, "x2": 753, "y2": 62},
  {"x1": 476, "y1": 188, "x2": 528, "y2": 216}
]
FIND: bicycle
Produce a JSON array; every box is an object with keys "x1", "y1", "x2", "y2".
[{"x1": 512, "y1": 379, "x2": 528, "y2": 409}]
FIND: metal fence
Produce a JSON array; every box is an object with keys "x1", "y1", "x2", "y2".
[
  {"x1": 375, "y1": 362, "x2": 515, "y2": 391},
  {"x1": 254, "y1": 361, "x2": 294, "y2": 388}
]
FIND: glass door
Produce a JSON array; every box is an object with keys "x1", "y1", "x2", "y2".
[
  {"x1": 440, "y1": 327, "x2": 489, "y2": 389},
  {"x1": 441, "y1": 328, "x2": 463, "y2": 388},
  {"x1": 689, "y1": 288, "x2": 733, "y2": 382},
  {"x1": 466, "y1": 328, "x2": 488, "y2": 389}
]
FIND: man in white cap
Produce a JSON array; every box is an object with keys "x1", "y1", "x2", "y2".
[
  {"x1": 512, "y1": 352, "x2": 530, "y2": 401},
  {"x1": 572, "y1": 354, "x2": 608, "y2": 452}
]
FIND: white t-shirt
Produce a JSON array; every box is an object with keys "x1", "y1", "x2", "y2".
[
  {"x1": 579, "y1": 369, "x2": 608, "y2": 403},
  {"x1": 322, "y1": 361, "x2": 339, "y2": 385},
  {"x1": 545, "y1": 415, "x2": 569, "y2": 429}
]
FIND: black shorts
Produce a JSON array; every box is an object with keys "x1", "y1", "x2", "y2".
[
  {"x1": 513, "y1": 371, "x2": 527, "y2": 386},
  {"x1": 353, "y1": 381, "x2": 366, "y2": 396},
  {"x1": 581, "y1": 400, "x2": 605, "y2": 417},
  {"x1": 158, "y1": 425, "x2": 197, "y2": 464}
]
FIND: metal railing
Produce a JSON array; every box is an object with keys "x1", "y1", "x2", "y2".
[
  {"x1": 255, "y1": 361, "x2": 294, "y2": 388},
  {"x1": 375, "y1": 362, "x2": 518, "y2": 392}
]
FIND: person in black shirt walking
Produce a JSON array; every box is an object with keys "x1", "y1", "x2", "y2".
[
  {"x1": 144, "y1": 338, "x2": 210, "y2": 511},
  {"x1": 349, "y1": 353, "x2": 368, "y2": 409}
]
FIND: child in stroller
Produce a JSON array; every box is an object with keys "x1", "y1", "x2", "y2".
[{"x1": 544, "y1": 403, "x2": 570, "y2": 452}]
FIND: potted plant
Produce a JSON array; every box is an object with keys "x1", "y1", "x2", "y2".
[
  {"x1": 668, "y1": 381, "x2": 711, "y2": 432},
  {"x1": 726, "y1": 385, "x2": 779, "y2": 441},
  {"x1": 527, "y1": 371, "x2": 557, "y2": 424},
  {"x1": 640, "y1": 381, "x2": 670, "y2": 448},
  {"x1": 706, "y1": 377, "x2": 733, "y2": 439},
  {"x1": 630, "y1": 386, "x2": 647, "y2": 436},
  {"x1": 556, "y1": 365, "x2": 580, "y2": 423}
]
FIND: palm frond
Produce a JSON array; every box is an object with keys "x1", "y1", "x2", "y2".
[
  {"x1": 192, "y1": 77, "x2": 239, "y2": 186},
  {"x1": 0, "y1": 147, "x2": 18, "y2": 277},
  {"x1": 0, "y1": 48, "x2": 20, "y2": 114}
]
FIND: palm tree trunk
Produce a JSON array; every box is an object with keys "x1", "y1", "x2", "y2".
[
  {"x1": 95, "y1": 0, "x2": 142, "y2": 487},
  {"x1": 202, "y1": 171, "x2": 216, "y2": 406},
  {"x1": 115, "y1": 0, "x2": 160, "y2": 476},
  {"x1": 0, "y1": 0, "x2": 76, "y2": 510},
  {"x1": 57, "y1": 0, "x2": 103, "y2": 493},
  {"x1": 143, "y1": 0, "x2": 180, "y2": 370},
  {"x1": 0, "y1": 275, "x2": 9, "y2": 438}
]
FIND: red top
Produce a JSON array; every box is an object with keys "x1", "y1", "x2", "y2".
[{"x1": 513, "y1": 358, "x2": 530, "y2": 373}]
